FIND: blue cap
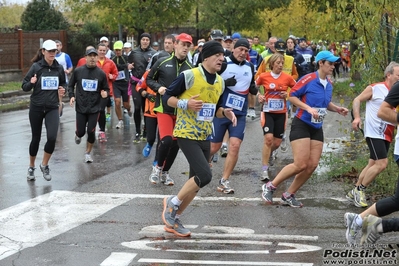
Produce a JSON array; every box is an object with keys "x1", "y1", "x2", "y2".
[
  {"x1": 232, "y1": 32, "x2": 241, "y2": 39},
  {"x1": 315, "y1": 51, "x2": 340, "y2": 63}
]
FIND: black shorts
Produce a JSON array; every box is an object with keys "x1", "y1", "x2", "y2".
[
  {"x1": 366, "y1": 137, "x2": 390, "y2": 160},
  {"x1": 289, "y1": 117, "x2": 323, "y2": 142},
  {"x1": 113, "y1": 82, "x2": 129, "y2": 102},
  {"x1": 261, "y1": 112, "x2": 286, "y2": 138}
]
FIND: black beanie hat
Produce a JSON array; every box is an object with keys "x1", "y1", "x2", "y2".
[
  {"x1": 201, "y1": 40, "x2": 224, "y2": 60},
  {"x1": 140, "y1": 33, "x2": 151, "y2": 40},
  {"x1": 234, "y1": 38, "x2": 250, "y2": 49}
]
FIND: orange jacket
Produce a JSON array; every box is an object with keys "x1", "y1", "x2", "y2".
[
  {"x1": 136, "y1": 69, "x2": 156, "y2": 118},
  {"x1": 97, "y1": 58, "x2": 118, "y2": 96}
]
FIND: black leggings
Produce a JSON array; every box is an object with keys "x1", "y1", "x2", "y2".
[
  {"x1": 177, "y1": 138, "x2": 212, "y2": 188},
  {"x1": 29, "y1": 106, "x2": 59, "y2": 156},
  {"x1": 76, "y1": 112, "x2": 99, "y2": 144},
  {"x1": 98, "y1": 97, "x2": 109, "y2": 132},
  {"x1": 131, "y1": 87, "x2": 146, "y2": 135},
  {"x1": 375, "y1": 160, "x2": 399, "y2": 217},
  {"x1": 382, "y1": 218, "x2": 399, "y2": 233}
]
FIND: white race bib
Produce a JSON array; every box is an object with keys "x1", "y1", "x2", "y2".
[
  {"x1": 267, "y1": 99, "x2": 284, "y2": 111},
  {"x1": 311, "y1": 107, "x2": 327, "y2": 123},
  {"x1": 41, "y1": 76, "x2": 59, "y2": 90},
  {"x1": 197, "y1": 103, "x2": 216, "y2": 122},
  {"x1": 82, "y1": 79, "x2": 98, "y2": 92},
  {"x1": 225, "y1": 93, "x2": 245, "y2": 111},
  {"x1": 116, "y1": 70, "x2": 126, "y2": 81}
]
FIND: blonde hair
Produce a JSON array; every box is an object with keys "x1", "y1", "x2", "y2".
[{"x1": 268, "y1": 53, "x2": 284, "y2": 71}]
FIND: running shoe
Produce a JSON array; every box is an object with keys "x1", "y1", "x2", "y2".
[
  {"x1": 220, "y1": 144, "x2": 228, "y2": 157},
  {"x1": 149, "y1": 166, "x2": 161, "y2": 184},
  {"x1": 164, "y1": 218, "x2": 191, "y2": 237},
  {"x1": 106, "y1": 113, "x2": 111, "y2": 122},
  {"x1": 116, "y1": 120, "x2": 124, "y2": 129},
  {"x1": 360, "y1": 214, "x2": 382, "y2": 245},
  {"x1": 133, "y1": 133, "x2": 140, "y2": 143},
  {"x1": 260, "y1": 170, "x2": 269, "y2": 182},
  {"x1": 345, "y1": 212, "x2": 361, "y2": 245},
  {"x1": 40, "y1": 164, "x2": 52, "y2": 181},
  {"x1": 161, "y1": 171, "x2": 174, "y2": 186},
  {"x1": 27, "y1": 167, "x2": 35, "y2": 181},
  {"x1": 281, "y1": 193, "x2": 303, "y2": 208},
  {"x1": 98, "y1": 131, "x2": 107, "y2": 143},
  {"x1": 75, "y1": 135, "x2": 81, "y2": 145},
  {"x1": 162, "y1": 196, "x2": 178, "y2": 227},
  {"x1": 249, "y1": 108, "x2": 256, "y2": 119},
  {"x1": 346, "y1": 189, "x2": 355, "y2": 203},
  {"x1": 85, "y1": 153, "x2": 93, "y2": 163},
  {"x1": 269, "y1": 150, "x2": 277, "y2": 166},
  {"x1": 261, "y1": 183, "x2": 275, "y2": 204},
  {"x1": 353, "y1": 188, "x2": 368, "y2": 208},
  {"x1": 217, "y1": 178, "x2": 234, "y2": 194},
  {"x1": 212, "y1": 153, "x2": 219, "y2": 163},
  {"x1": 123, "y1": 108, "x2": 133, "y2": 117},
  {"x1": 280, "y1": 135, "x2": 287, "y2": 152},
  {"x1": 142, "y1": 143, "x2": 152, "y2": 158}
]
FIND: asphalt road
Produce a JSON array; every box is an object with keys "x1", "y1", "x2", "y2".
[{"x1": 0, "y1": 102, "x2": 397, "y2": 266}]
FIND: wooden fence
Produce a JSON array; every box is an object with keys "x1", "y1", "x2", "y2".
[{"x1": 0, "y1": 30, "x2": 67, "y2": 75}]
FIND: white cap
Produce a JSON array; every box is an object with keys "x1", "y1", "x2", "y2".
[
  {"x1": 42, "y1": 40, "x2": 57, "y2": 50},
  {"x1": 100, "y1": 36, "x2": 109, "y2": 42},
  {"x1": 198, "y1": 42, "x2": 204, "y2": 47},
  {"x1": 123, "y1": 42, "x2": 132, "y2": 48}
]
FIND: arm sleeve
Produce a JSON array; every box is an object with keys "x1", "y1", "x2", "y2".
[
  {"x1": 65, "y1": 54, "x2": 73, "y2": 69},
  {"x1": 248, "y1": 63, "x2": 258, "y2": 95},
  {"x1": 21, "y1": 64, "x2": 37, "y2": 92},
  {"x1": 162, "y1": 73, "x2": 187, "y2": 107},
  {"x1": 68, "y1": 71, "x2": 76, "y2": 98},
  {"x1": 146, "y1": 59, "x2": 163, "y2": 93},
  {"x1": 384, "y1": 82, "x2": 399, "y2": 107}
]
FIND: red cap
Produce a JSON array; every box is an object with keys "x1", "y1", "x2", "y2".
[{"x1": 176, "y1": 33, "x2": 193, "y2": 44}]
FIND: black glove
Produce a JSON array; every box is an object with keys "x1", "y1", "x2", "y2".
[
  {"x1": 145, "y1": 93, "x2": 156, "y2": 103},
  {"x1": 224, "y1": 75, "x2": 237, "y2": 87}
]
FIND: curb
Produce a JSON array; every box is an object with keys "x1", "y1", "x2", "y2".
[{"x1": 1, "y1": 90, "x2": 31, "y2": 98}]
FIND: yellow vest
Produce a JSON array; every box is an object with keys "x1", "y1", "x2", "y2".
[{"x1": 174, "y1": 67, "x2": 224, "y2": 140}]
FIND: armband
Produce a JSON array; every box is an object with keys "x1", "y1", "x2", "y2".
[
  {"x1": 396, "y1": 112, "x2": 399, "y2": 123},
  {"x1": 177, "y1": 99, "x2": 188, "y2": 110}
]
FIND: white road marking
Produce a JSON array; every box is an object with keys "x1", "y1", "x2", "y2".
[
  {"x1": 0, "y1": 191, "x2": 336, "y2": 263},
  {"x1": 138, "y1": 258, "x2": 313, "y2": 265},
  {"x1": 139, "y1": 225, "x2": 318, "y2": 241},
  {"x1": 122, "y1": 239, "x2": 321, "y2": 254},
  {"x1": 0, "y1": 191, "x2": 134, "y2": 260},
  {"x1": 100, "y1": 252, "x2": 137, "y2": 266}
]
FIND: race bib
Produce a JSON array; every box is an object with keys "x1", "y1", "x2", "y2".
[
  {"x1": 267, "y1": 99, "x2": 284, "y2": 111},
  {"x1": 82, "y1": 79, "x2": 98, "y2": 92},
  {"x1": 311, "y1": 107, "x2": 327, "y2": 123},
  {"x1": 41, "y1": 76, "x2": 59, "y2": 90},
  {"x1": 116, "y1": 70, "x2": 126, "y2": 81},
  {"x1": 197, "y1": 103, "x2": 216, "y2": 122},
  {"x1": 225, "y1": 93, "x2": 245, "y2": 111}
]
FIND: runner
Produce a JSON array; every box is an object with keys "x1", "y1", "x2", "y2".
[
  {"x1": 68, "y1": 48, "x2": 109, "y2": 163},
  {"x1": 261, "y1": 51, "x2": 348, "y2": 207},
  {"x1": 161, "y1": 41, "x2": 237, "y2": 236},
  {"x1": 23, "y1": 40, "x2": 66, "y2": 181}
]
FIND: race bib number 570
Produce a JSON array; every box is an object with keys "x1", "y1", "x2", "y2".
[{"x1": 197, "y1": 103, "x2": 216, "y2": 122}]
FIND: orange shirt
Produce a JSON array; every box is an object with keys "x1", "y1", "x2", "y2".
[{"x1": 256, "y1": 72, "x2": 296, "y2": 114}]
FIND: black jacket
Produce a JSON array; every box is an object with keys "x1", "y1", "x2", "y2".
[
  {"x1": 146, "y1": 54, "x2": 193, "y2": 114},
  {"x1": 130, "y1": 46, "x2": 157, "y2": 83},
  {"x1": 285, "y1": 49, "x2": 311, "y2": 80},
  {"x1": 22, "y1": 58, "x2": 66, "y2": 109},
  {"x1": 68, "y1": 65, "x2": 109, "y2": 114}
]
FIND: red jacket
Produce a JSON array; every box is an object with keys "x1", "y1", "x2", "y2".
[{"x1": 97, "y1": 58, "x2": 118, "y2": 96}]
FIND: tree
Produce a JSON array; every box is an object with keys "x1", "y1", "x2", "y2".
[
  {"x1": 196, "y1": 0, "x2": 292, "y2": 35},
  {"x1": 21, "y1": 0, "x2": 69, "y2": 31},
  {"x1": 65, "y1": 0, "x2": 195, "y2": 38},
  {"x1": 0, "y1": 3, "x2": 24, "y2": 30}
]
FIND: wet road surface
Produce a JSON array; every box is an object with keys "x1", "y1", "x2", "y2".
[{"x1": 1, "y1": 105, "x2": 397, "y2": 265}]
